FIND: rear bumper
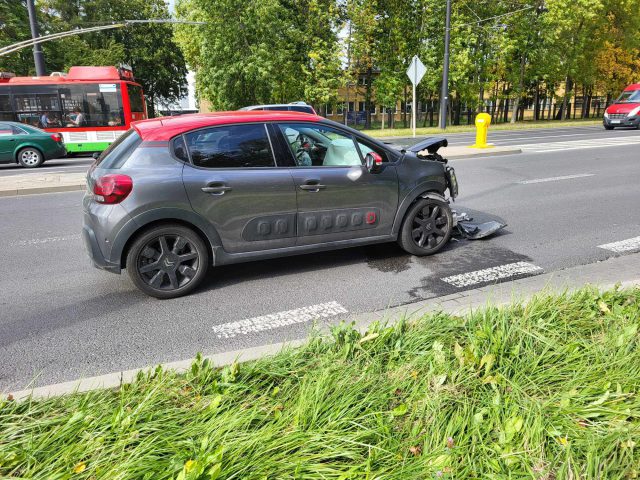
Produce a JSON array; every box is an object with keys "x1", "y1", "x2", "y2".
[
  {"x1": 45, "y1": 145, "x2": 67, "y2": 160},
  {"x1": 82, "y1": 223, "x2": 121, "y2": 274},
  {"x1": 603, "y1": 116, "x2": 640, "y2": 128}
]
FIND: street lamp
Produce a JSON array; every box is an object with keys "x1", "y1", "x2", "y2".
[
  {"x1": 439, "y1": 0, "x2": 452, "y2": 129},
  {"x1": 26, "y1": 0, "x2": 46, "y2": 76}
]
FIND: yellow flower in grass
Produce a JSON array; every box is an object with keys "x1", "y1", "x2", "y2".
[
  {"x1": 184, "y1": 459, "x2": 196, "y2": 473},
  {"x1": 73, "y1": 462, "x2": 87, "y2": 473}
]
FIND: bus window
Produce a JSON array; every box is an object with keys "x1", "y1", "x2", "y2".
[
  {"x1": 59, "y1": 84, "x2": 124, "y2": 128},
  {"x1": 127, "y1": 84, "x2": 145, "y2": 113},
  {"x1": 0, "y1": 95, "x2": 12, "y2": 121},
  {"x1": 13, "y1": 88, "x2": 62, "y2": 128}
]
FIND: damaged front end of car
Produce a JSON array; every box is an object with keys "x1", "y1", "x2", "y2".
[{"x1": 407, "y1": 136, "x2": 506, "y2": 240}]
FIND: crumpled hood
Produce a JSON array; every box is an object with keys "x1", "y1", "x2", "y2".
[
  {"x1": 606, "y1": 102, "x2": 640, "y2": 115},
  {"x1": 405, "y1": 136, "x2": 448, "y2": 154}
]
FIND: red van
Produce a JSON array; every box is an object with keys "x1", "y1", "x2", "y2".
[{"x1": 603, "y1": 84, "x2": 640, "y2": 130}]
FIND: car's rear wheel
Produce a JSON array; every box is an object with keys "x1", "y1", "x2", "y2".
[
  {"x1": 398, "y1": 197, "x2": 453, "y2": 256},
  {"x1": 17, "y1": 147, "x2": 44, "y2": 168},
  {"x1": 126, "y1": 224, "x2": 209, "y2": 299}
]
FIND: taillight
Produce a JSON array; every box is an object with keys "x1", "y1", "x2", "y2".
[
  {"x1": 93, "y1": 174, "x2": 133, "y2": 204},
  {"x1": 50, "y1": 133, "x2": 63, "y2": 142}
]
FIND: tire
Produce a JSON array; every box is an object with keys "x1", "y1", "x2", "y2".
[
  {"x1": 17, "y1": 147, "x2": 44, "y2": 168},
  {"x1": 398, "y1": 197, "x2": 454, "y2": 256},
  {"x1": 126, "y1": 224, "x2": 210, "y2": 299},
  {"x1": 604, "y1": 125, "x2": 614, "y2": 130}
]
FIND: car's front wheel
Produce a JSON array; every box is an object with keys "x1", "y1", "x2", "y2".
[
  {"x1": 604, "y1": 125, "x2": 614, "y2": 130},
  {"x1": 17, "y1": 147, "x2": 44, "y2": 168},
  {"x1": 398, "y1": 197, "x2": 453, "y2": 256},
  {"x1": 126, "y1": 224, "x2": 210, "y2": 299}
]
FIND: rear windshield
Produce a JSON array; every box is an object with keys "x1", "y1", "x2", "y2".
[{"x1": 95, "y1": 129, "x2": 141, "y2": 169}]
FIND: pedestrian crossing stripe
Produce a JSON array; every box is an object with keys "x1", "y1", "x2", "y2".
[{"x1": 518, "y1": 136, "x2": 640, "y2": 153}]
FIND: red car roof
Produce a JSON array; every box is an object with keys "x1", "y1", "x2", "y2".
[
  {"x1": 132, "y1": 111, "x2": 322, "y2": 141},
  {"x1": 624, "y1": 83, "x2": 640, "y2": 91}
]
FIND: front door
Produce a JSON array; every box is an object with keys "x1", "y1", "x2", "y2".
[
  {"x1": 181, "y1": 123, "x2": 298, "y2": 253},
  {"x1": 273, "y1": 122, "x2": 399, "y2": 246}
]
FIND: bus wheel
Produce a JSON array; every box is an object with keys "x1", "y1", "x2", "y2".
[{"x1": 18, "y1": 147, "x2": 44, "y2": 168}]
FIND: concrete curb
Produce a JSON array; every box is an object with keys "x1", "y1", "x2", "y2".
[
  {"x1": 0, "y1": 183, "x2": 85, "y2": 197},
  {"x1": 8, "y1": 251, "x2": 640, "y2": 402}
]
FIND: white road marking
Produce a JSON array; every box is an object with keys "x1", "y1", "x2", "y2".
[
  {"x1": 10, "y1": 234, "x2": 81, "y2": 247},
  {"x1": 518, "y1": 173, "x2": 594, "y2": 184},
  {"x1": 441, "y1": 262, "x2": 543, "y2": 288},
  {"x1": 212, "y1": 301, "x2": 348, "y2": 338},
  {"x1": 519, "y1": 136, "x2": 640, "y2": 153},
  {"x1": 598, "y1": 236, "x2": 640, "y2": 254}
]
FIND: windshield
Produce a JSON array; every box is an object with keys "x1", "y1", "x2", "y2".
[{"x1": 615, "y1": 90, "x2": 640, "y2": 103}]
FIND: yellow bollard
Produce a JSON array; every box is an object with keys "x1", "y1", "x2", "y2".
[{"x1": 470, "y1": 113, "x2": 494, "y2": 148}]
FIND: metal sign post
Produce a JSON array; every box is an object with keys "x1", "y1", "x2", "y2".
[{"x1": 406, "y1": 55, "x2": 426, "y2": 138}]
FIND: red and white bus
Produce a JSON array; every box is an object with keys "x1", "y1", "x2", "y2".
[{"x1": 0, "y1": 65, "x2": 146, "y2": 153}]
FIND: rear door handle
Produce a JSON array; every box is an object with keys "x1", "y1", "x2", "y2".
[
  {"x1": 201, "y1": 184, "x2": 232, "y2": 195},
  {"x1": 299, "y1": 180, "x2": 326, "y2": 192}
]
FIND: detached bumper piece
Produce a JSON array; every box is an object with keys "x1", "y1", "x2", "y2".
[{"x1": 452, "y1": 211, "x2": 506, "y2": 240}]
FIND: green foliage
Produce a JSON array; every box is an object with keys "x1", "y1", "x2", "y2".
[
  {"x1": 175, "y1": 0, "x2": 343, "y2": 110},
  {"x1": 1, "y1": 287, "x2": 640, "y2": 478},
  {"x1": 1, "y1": 0, "x2": 187, "y2": 115}
]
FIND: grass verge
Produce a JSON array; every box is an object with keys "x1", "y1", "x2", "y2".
[
  {"x1": 1, "y1": 286, "x2": 639, "y2": 479},
  {"x1": 361, "y1": 118, "x2": 602, "y2": 138}
]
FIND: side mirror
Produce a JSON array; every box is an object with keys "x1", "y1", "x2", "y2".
[
  {"x1": 92, "y1": 152, "x2": 100, "y2": 160},
  {"x1": 365, "y1": 152, "x2": 383, "y2": 173}
]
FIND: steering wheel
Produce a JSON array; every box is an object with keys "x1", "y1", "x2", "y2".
[{"x1": 294, "y1": 134, "x2": 313, "y2": 166}]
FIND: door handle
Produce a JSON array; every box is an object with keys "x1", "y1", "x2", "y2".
[
  {"x1": 299, "y1": 180, "x2": 326, "y2": 192},
  {"x1": 201, "y1": 184, "x2": 232, "y2": 195}
]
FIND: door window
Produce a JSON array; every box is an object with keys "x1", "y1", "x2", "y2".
[
  {"x1": 184, "y1": 124, "x2": 275, "y2": 168},
  {"x1": 0, "y1": 123, "x2": 13, "y2": 136},
  {"x1": 278, "y1": 123, "x2": 362, "y2": 167}
]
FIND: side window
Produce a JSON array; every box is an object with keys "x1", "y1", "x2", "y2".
[
  {"x1": 277, "y1": 123, "x2": 362, "y2": 167},
  {"x1": 356, "y1": 139, "x2": 389, "y2": 163},
  {"x1": 0, "y1": 123, "x2": 12, "y2": 136},
  {"x1": 173, "y1": 135, "x2": 189, "y2": 162},
  {"x1": 184, "y1": 124, "x2": 275, "y2": 168}
]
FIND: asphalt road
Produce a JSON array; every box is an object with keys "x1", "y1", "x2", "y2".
[{"x1": 1, "y1": 125, "x2": 640, "y2": 391}]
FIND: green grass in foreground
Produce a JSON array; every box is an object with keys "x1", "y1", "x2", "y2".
[
  {"x1": 362, "y1": 118, "x2": 602, "y2": 138},
  {"x1": 1, "y1": 287, "x2": 639, "y2": 479}
]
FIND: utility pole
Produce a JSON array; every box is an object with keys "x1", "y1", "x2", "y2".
[
  {"x1": 439, "y1": 0, "x2": 451, "y2": 129},
  {"x1": 26, "y1": 0, "x2": 46, "y2": 76}
]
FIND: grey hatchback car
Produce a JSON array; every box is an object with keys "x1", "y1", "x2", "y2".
[{"x1": 83, "y1": 111, "x2": 458, "y2": 298}]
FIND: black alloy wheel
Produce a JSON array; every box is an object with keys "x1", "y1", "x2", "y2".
[
  {"x1": 398, "y1": 197, "x2": 453, "y2": 256},
  {"x1": 126, "y1": 225, "x2": 209, "y2": 299}
]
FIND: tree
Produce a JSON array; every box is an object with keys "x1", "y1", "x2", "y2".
[
  {"x1": 0, "y1": 0, "x2": 40, "y2": 75},
  {"x1": 38, "y1": 0, "x2": 188, "y2": 116}
]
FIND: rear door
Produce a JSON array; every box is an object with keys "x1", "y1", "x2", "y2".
[
  {"x1": 272, "y1": 122, "x2": 399, "y2": 246},
  {"x1": 180, "y1": 123, "x2": 298, "y2": 253},
  {"x1": 0, "y1": 123, "x2": 17, "y2": 162}
]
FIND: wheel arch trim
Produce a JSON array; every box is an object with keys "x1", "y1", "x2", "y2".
[
  {"x1": 391, "y1": 181, "x2": 447, "y2": 235},
  {"x1": 111, "y1": 208, "x2": 224, "y2": 269}
]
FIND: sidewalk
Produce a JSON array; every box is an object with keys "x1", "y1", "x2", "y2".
[
  {"x1": 9, "y1": 251, "x2": 640, "y2": 401},
  {"x1": 0, "y1": 171, "x2": 86, "y2": 197}
]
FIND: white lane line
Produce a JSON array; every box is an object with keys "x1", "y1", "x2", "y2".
[
  {"x1": 10, "y1": 234, "x2": 81, "y2": 247},
  {"x1": 441, "y1": 262, "x2": 543, "y2": 288},
  {"x1": 598, "y1": 236, "x2": 640, "y2": 254},
  {"x1": 518, "y1": 173, "x2": 594, "y2": 185},
  {"x1": 519, "y1": 136, "x2": 640, "y2": 152},
  {"x1": 212, "y1": 301, "x2": 348, "y2": 338}
]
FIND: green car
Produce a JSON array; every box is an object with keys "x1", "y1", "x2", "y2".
[{"x1": 0, "y1": 121, "x2": 67, "y2": 168}]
